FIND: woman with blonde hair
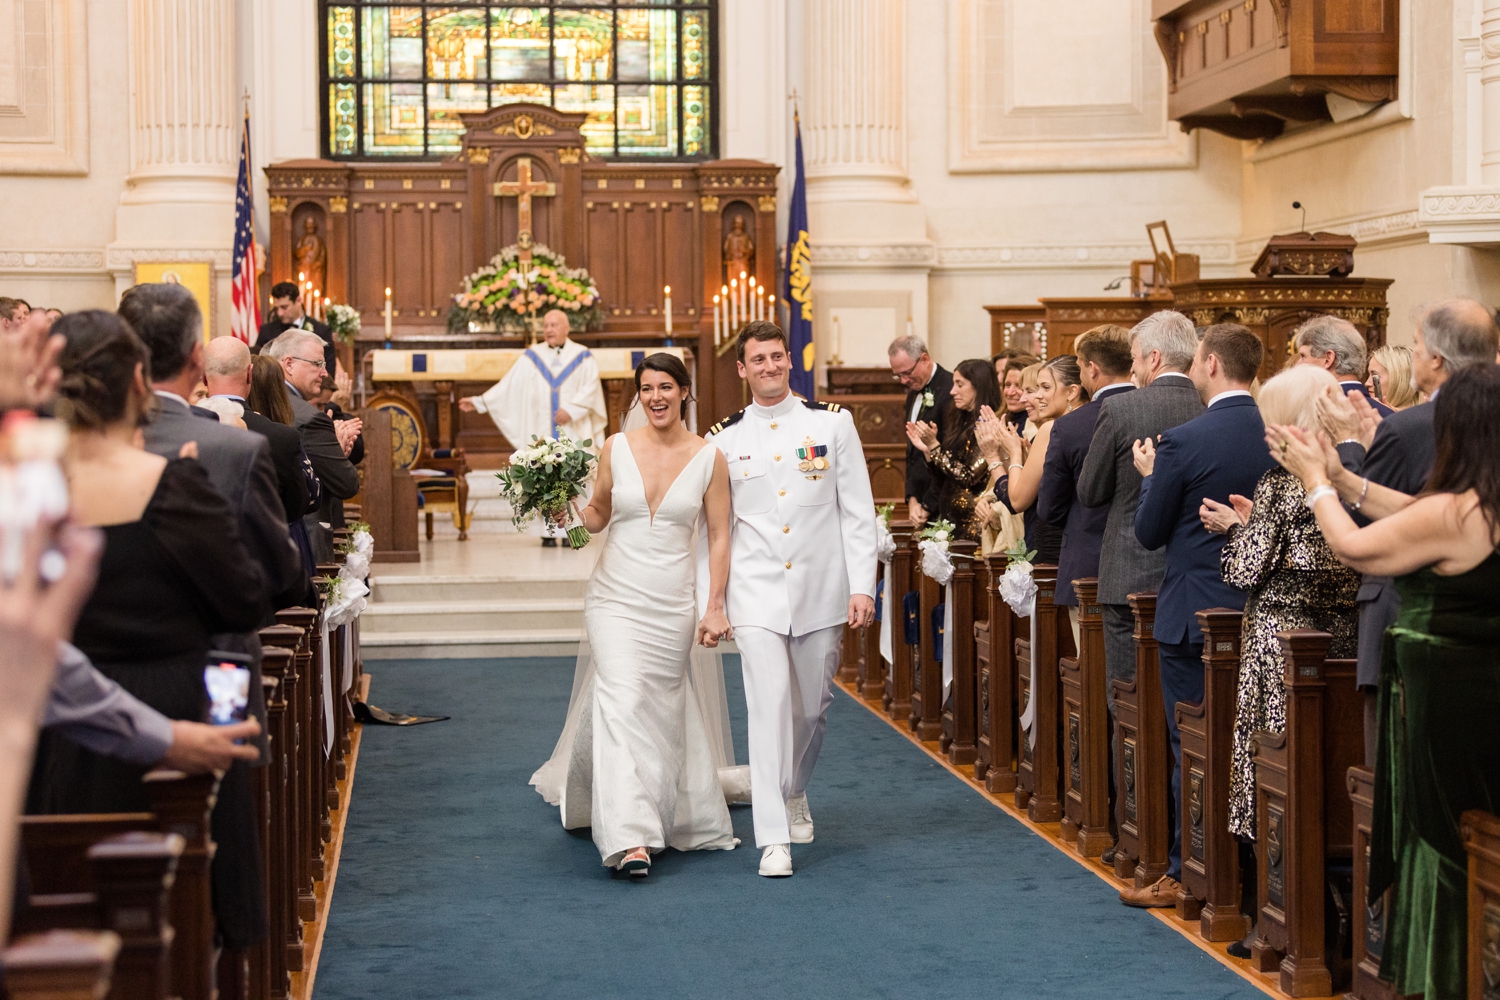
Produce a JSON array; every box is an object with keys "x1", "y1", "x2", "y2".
[
  {"x1": 1365, "y1": 344, "x2": 1421, "y2": 409},
  {"x1": 1201, "y1": 364, "x2": 1360, "y2": 868}
]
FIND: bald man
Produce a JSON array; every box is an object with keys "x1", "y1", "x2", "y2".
[{"x1": 205, "y1": 337, "x2": 314, "y2": 524}]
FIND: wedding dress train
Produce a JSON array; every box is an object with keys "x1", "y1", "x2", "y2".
[{"x1": 530, "y1": 436, "x2": 739, "y2": 867}]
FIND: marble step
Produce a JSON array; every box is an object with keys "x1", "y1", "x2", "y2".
[
  {"x1": 360, "y1": 598, "x2": 585, "y2": 633},
  {"x1": 369, "y1": 575, "x2": 587, "y2": 604},
  {"x1": 359, "y1": 627, "x2": 584, "y2": 661}
]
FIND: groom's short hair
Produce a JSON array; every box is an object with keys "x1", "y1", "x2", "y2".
[{"x1": 736, "y1": 321, "x2": 790, "y2": 362}]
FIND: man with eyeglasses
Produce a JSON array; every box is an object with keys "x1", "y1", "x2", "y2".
[
  {"x1": 266, "y1": 330, "x2": 361, "y2": 562},
  {"x1": 886, "y1": 334, "x2": 952, "y2": 527},
  {"x1": 256, "y1": 281, "x2": 338, "y2": 375}
]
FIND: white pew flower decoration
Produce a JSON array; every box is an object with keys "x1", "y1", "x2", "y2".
[
  {"x1": 998, "y1": 539, "x2": 1038, "y2": 619},
  {"x1": 326, "y1": 522, "x2": 373, "y2": 626},
  {"x1": 874, "y1": 503, "x2": 897, "y2": 563},
  {"x1": 874, "y1": 504, "x2": 897, "y2": 666},
  {"x1": 496, "y1": 433, "x2": 597, "y2": 549},
  {"x1": 326, "y1": 303, "x2": 361, "y2": 345},
  {"x1": 916, "y1": 518, "x2": 955, "y2": 586}
]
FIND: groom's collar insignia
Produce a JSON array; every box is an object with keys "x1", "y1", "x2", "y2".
[
  {"x1": 708, "y1": 408, "x2": 745, "y2": 436},
  {"x1": 803, "y1": 399, "x2": 841, "y2": 412}
]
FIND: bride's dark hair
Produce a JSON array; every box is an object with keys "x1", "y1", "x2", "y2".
[{"x1": 634, "y1": 353, "x2": 695, "y2": 421}]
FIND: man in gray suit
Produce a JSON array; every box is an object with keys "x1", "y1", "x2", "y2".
[
  {"x1": 1077, "y1": 310, "x2": 1205, "y2": 712},
  {"x1": 263, "y1": 330, "x2": 361, "y2": 563}
]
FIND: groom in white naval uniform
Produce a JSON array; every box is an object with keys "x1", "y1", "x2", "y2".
[{"x1": 705, "y1": 321, "x2": 878, "y2": 877}]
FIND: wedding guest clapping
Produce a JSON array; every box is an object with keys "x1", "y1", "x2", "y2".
[
  {"x1": 992, "y1": 350, "x2": 1039, "y2": 433},
  {"x1": 992, "y1": 356, "x2": 1088, "y2": 563},
  {"x1": 906, "y1": 358, "x2": 1002, "y2": 543},
  {"x1": 29, "y1": 310, "x2": 269, "y2": 948},
  {"x1": 1205, "y1": 366, "x2": 1359, "y2": 863},
  {"x1": 1267, "y1": 362, "x2": 1500, "y2": 1000}
]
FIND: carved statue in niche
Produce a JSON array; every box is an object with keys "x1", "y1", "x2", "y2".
[
  {"x1": 293, "y1": 215, "x2": 327, "y2": 295},
  {"x1": 722, "y1": 214, "x2": 754, "y2": 285}
]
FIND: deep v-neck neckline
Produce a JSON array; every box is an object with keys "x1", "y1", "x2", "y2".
[{"x1": 620, "y1": 434, "x2": 711, "y2": 525}]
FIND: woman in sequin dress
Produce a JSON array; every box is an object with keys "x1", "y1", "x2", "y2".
[{"x1": 906, "y1": 358, "x2": 1003, "y2": 543}]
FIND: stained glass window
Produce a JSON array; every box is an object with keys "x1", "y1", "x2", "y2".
[{"x1": 321, "y1": 2, "x2": 715, "y2": 160}]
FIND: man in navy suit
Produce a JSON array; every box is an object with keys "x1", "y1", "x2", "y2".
[
  {"x1": 1125, "y1": 324, "x2": 1275, "y2": 907},
  {"x1": 1292, "y1": 314, "x2": 1395, "y2": 418},
  {"x1": 1036, "y1": 324, "x2": 1134, "y2": 648}
]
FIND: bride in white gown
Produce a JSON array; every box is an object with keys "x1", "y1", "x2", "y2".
[{"x1": 529, "y1": 354, "x2": 740, "y2": 875}]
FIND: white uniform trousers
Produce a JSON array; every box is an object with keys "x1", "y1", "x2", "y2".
[{"x1": 734, "y1": 624, "x2": 844, "y2": 847}]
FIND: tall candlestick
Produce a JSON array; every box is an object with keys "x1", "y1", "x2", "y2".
[
  {"x1": 663, "y1": 285, "x2": 672, "y2": 336},
  {"x1": 738, "y1": 271, "x2": 747, "y2": 319},
  {"x1": 907, "y1": 316, "x2": 913, "y2": 338},
  {"x1": 384, "y1": 286, "x2": 392, "y2": 347},
  {"x1": 833, "y1": 314, "x2": 843, "y2": 364},
  {"x1": 729, "y1": 279, "x2": 738, "y2": 331},
  {"x1": 324, "y1": 297, "x2": 331, "y2": 323},
  {"x1": 747, "y1": 276, "x2": 756, "y2": 321},
  {"x1": 768, "y1": 294, "x2": 776, "y2": 326},
  {"x1": 713, "y1": 293, "x2": 721, "y2": 345}
]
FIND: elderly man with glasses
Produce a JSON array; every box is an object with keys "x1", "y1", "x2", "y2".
[
  {"x1": 887, "y1": 334, "x2": 952, "y2": 527},
  {"x1": 264, "y1": 330, "x2": 361, "y2": 561}
]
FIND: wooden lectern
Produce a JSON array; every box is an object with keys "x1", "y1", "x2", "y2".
[{"x1": 355, "y1": 407, "x2": 419, "y2": 564}]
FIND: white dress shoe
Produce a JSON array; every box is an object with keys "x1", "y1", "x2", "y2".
[
  {"x1": 786, "y1": 793, "x2": 814, "y2": 843},
  {"x1": 758, "y1": 844, "x2": 793, "y2": 877}
]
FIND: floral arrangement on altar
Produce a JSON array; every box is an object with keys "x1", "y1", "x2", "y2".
[
  {"x1": 326, "y1": 303, "x2": 361, "y2": 345},
  {"x1": 496, "y1": 433, "x2": 597, "y2": 549},
  {"x1": 447, "y1": 243, "x2": 604, "y2": 335}
]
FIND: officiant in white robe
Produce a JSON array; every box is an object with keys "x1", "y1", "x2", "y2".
[{"x1": 461, "y1": 308, "x2": 608, "y2": 455}]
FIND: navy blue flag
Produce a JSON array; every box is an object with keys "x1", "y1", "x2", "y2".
[{"x1": 784, "y1": 113, "x2": 814, "y2": 400}]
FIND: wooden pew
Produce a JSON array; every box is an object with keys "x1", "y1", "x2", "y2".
[
  {"x1": 1346, "y1": 766, "x2": 1403, "y2": 1000},
  {"x1": 18, "y1": 772, "x2": 218, "y2": 1000},
  {"x1": 857, "y1": 551, "x2": 886, "y2": 707},
  {"x1": 976, "y1": 551, "x2": 1019, "y2": 794},
  {"x1": 255, "y1": 645, "x2": 295, "y2": 1000},
  {"x1": 1250, "y1": 630, "x2": 1361, "y2": 997},
  {"x1": 258, "y1": 623, "x2": 311, "y2": 972},
  {"x1": 941, "y1": 540, "x2": 981, "y2": 765},
  {"x1": 1, "y1": 930, "x2": 120, "y2": 1000},
  {"x1": 1112, "y1": 592, "x2": 1171, "y2": 886},
  {"x1": 1175, "y1": 608, "x2": 1251, "y2": 940},
  {"x1": 910, "y1": 553, "x2": 944, "y2": 741},
  {"x1": 884, "y1": 520, "x2": 917, "y2": 723},
  {"x1": 1461, "y1": 809, "x2": 1500, "y2": 1000},
  {"x1": 1060, "y1": 579, "x2": 1111, "y2": 857},
  {"x1": 1014, "y1": 566, "x2": 1071, "y2": 823}
]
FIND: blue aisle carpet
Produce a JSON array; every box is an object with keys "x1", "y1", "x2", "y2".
[{"x1": 316, "y1": 657, "x2": 1264, "y2": 1000}]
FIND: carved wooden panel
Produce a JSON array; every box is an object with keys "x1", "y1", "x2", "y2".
[{"x1": 1040, "y1": 295, "x2": 1173, "y2": 359}]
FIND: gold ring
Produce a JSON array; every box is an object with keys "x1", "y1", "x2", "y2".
[{"x1": 1279, "y1": 442, "x2": 1288, "y2": 454}]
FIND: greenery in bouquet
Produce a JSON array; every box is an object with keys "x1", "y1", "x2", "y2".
[
  {"x1": 875, "y1": 502, "x2": 895, "y2": 528},
  {"x1": 916, "y1": 518, "x2": 956, "y2": 544},
  {"x1": 496, "y1": 434, "x2": 597, "y2": 549},
  {"x1": 1003, "y1": 539, "x2": 1038, "y2": 568},
  {"x1": 447, "y1": 244, "x2": 605, "y2": 335},
  {"x1": 326, "y1": 303, "x2": 361, "y2": 344},
  {"x1": 334, "y1": 521, "x2": 372, "y2": 555}
]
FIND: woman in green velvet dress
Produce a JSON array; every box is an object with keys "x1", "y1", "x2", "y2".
[{"x1": 1266, "y1": 363, "x2": 1500, "y2": 1000}]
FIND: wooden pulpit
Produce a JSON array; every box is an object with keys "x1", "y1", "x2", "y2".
[{"x1": 355, "y1": 407, "x2": 419, "y2": 564}]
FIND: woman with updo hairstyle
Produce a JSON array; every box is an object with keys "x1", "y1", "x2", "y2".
[{"x1": 30, "y1": 310, "x2": 268, "y2": 947}]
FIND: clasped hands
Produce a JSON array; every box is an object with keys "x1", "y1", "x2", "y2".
[{"x1": 696, "y1": 607, "x2": 733, "y2": 648}]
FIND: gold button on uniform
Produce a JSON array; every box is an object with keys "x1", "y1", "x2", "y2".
[
  {"x1": 778, "y1": 489, "x2": 786, "y2": 496},
  {"x1": 782, "y1": 525, "x2": 790, "y2": 533},
  {"x1": 774, "y1": 454, "x2": 781, "y2": 461},
  {"x1": 785, "y1": 561, "x2": 792, "y2": 569},
  {"x1": 770, "y1": 421, "x2": 778, "y2": 429}
]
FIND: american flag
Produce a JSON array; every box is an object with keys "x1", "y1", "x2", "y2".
[{"x1": 230, "y1": 113, "x2": 261, "y2": 344}]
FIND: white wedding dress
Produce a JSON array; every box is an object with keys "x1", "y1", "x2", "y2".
[{"x1": 530, "y1": 435, "x2": 740, "y2": 867}]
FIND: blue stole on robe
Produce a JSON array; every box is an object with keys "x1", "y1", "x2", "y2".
[{"x1": 524, "y1": 346, "x2": 593, "y2": 439}]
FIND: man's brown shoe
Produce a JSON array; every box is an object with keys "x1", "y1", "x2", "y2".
[{"x1": 1119, "y1": 875, "x2": 1181, "y2": 908}]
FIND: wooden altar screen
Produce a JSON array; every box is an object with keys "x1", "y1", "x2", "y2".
[
  {"x1": 823, "y1": 367, "x2": 908, "y2": 505},
  {"x1": 266, "y1": 104, "x2": 779, "y2": 463}
]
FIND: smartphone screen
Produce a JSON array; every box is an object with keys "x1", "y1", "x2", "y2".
[{"x1": 205, "y1": 654, "x2": 251, "y2": 730}]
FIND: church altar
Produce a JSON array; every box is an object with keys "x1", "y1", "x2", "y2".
[
  {"x1": 363, "y1": 346, "x2": 693, "y2": 468},
  {"x1": 267, "y1": 102, "x2": 778, "y2": 462}
]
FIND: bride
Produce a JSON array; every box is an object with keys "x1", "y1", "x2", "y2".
[{"x1": 530, "y1": 353, "x2": 740, "y2": 875}]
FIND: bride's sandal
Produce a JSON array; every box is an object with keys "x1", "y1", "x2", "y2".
[{"x1": 620, "y1": 847, "x2": 651, "y2": 877}]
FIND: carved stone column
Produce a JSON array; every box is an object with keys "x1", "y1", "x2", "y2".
[
  {"x1": 1482, "y1": 0, "x2": 1500, "y2": 184},
  {"x1": 802, "y1": 0, "x2": 914, "y2": 204},
  {"x1": 110, "y1": 0, "x2": 238, "y2": 331}
]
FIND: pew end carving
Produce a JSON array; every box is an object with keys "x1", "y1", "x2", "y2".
[
  {"x1": 1061, "y1": 580, "x2": 1112, "y2": 857},
  {"x1": 978, "y1": 552, "x2": 1018, "y2": 794},
  {"x1": 1461, "y1": 809, "x2": 1500, "y2": 1000},
  {"x1": 1112, "y1": 592, "x2": 1170, "y2": 887},
  {"x1": 0, "y1": 929, "x2": 121, "y2": 1000}
]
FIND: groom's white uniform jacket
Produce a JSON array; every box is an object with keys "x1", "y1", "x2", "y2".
[{"x1": 705, "y1": 393, "x2": 878, "y2": 636}]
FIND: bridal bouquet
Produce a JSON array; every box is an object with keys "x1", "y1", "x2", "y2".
[{"x1": 496, "y1": 434, "x2": 596, "y2": 549}]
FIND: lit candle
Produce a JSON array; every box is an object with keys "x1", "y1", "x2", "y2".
[
  {"x1": 384, "y1": 286, "x2": 392, "y2": 345},
  {"x1": 713, "y1": 293, "x2": 721, "y2": 345},
  {"x1": 739, "y1": 271, "x2": 748, "y2": 319},
  {"x1": 313, "y1": 290, "x2": 322, "y2": 321},
  {"x1": 747, "y1": 276, "x2": 757, "y2": 321},
  {"x1": 729, "y1": 279, "x2": 738, "y2": 331},
  {"x1": 721, "y1": 285, "x2": 730, "y2": 332},
  {"x1": 907, "y1": 316, "x2": 913, "y2": 338},
  {"x1": 663, "y1": 285, "x2": 672, "y2": 336},
  {"x1": 324, "y1": 297, "x2": 331, "y2": 322},
  {"x1": 757, "y1": 285, "x2": 766, "y2": 322},
  {"x1": 833, "y1": 314, "x2": 842, "y2": 362},
  {"x1": 768, "y1": 294, "x2": 776, "y2": 325}
]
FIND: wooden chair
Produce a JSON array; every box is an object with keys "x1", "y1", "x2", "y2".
[
  {"x1": 976, "y1": 550, "x2": 1019, "y2": 794},
  {"x1": 940, "y1": 540, "x2": 981, "y2": 765},
  {"x1": 1061, "y1": 579, "x2": 1111, "y2": 857},
  {"x1": 1015, "y1": 566, "x2": 1070, "y2": 823},
  {"x1": 1461, "y1": 809, "x2": 1500, "y2": 1000},
  {"x1": 1112, "y1": 592, "x2": 1171, "y2": 886},
  {"x1": 366, "y1": 392, "x2": 472, "y2": 541},
  {"x1": 1175, "y1": 607, "x2": 1251, "y2": 940},
  {"x1": 1, "y1": 930, "x2": 120, "y2": 1000},
  {"x1": 884, "y1": 522, "x2": 917, "y2": 723},
  {"x1": 1250, "y1": 630, "x2": 1361, "y2": 997}
]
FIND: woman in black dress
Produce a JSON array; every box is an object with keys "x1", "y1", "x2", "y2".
[
  {"x1": 905, "y1": 357, "x2": 1003, "y2": 543},
  {"x1": 29, "y1": 310, "x2": 268, "y2": 946}
]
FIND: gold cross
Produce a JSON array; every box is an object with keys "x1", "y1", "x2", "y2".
[{"x1": 493, "y1": 157, "x2": 556, "y2": 264}]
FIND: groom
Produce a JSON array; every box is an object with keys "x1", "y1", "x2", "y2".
[{"x1": 706, "y1": 321, "x2": 878, "y2": 877}]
